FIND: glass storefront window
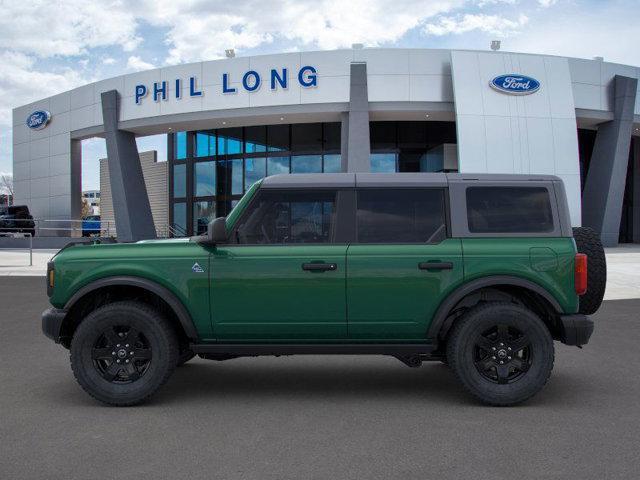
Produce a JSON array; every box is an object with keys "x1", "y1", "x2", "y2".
[
  {"x1": 292, "y1": 123, "x2": 322, "y2": 152},
  {"x1": 174, "y1": 131, "x2": 187, "y2": 160},
  {"x1": 323, "y1": 154, "x2": 341, "y2": 173},
  {"x1": 193, "y1": 201, "x2": 216, "y2": 235},
  {"x1": 218, "y1": 128, "x2": 243, "y2": 155},
  {"x1": 194, "y1": 161, "x2": 216, "y2": 196},
  {"x1": 245, "y1": 126, "x2": 267, "y2": 153},
  {"x1": 173, "y1": 202, "x2": 187, "y2": 235},
  {"x1": 195, "y1": 131, "x2": 215, "y2": 157},
  {"x1": 173, "y1": 163, "x2": 186, "y2": 197},
  {"x1": 245, "y1": 157, "x2": 266, "y2": 190},
  {"x1": 291, "y1": 155, "x2": 322, "y2": 173},
  {"x1": 267, "y1": 124, "x2": 289, "y2": 152},
  {"x1": 267, "y1": 156, "x2": 290, "y2": 175},
  {"x1": 323, "y1": 123, "x2": 341, "y2": 151},
  {"x1": 370, "y1": 153, "x2": 397, "y2": 173},
  {"x1": 169, "y1": 123, "x2": 341, "y2": 236},
  {"x1": 230, "y1": 159, "x2": 243, "y2": 194}
]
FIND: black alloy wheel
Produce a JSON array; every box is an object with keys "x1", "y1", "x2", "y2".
[
  {"x1": 446, "y1": 302, "x2": 554, "y2": 406},
  {"x1": 91, "y1": 326, "x2": 152, "y2": 383},
  {"x1": 473, "y1": 324, "x2": 531, "y2": 384},
  {"x1": 71, "y1": 301, "x2": 178, "y2": 406}
]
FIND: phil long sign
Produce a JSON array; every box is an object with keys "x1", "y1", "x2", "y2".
[
  {"x1": 135, "y1": 66, "x2": 318, "y2": 105},
  {"x1": 490, "y1": 74, "x2": 540, "y2": 95}
]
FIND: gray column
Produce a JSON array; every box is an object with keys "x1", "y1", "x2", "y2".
[
  {"x1": 582, "y1": 75, "x2": 638, "y2": 247},
  {"x1": 345, "y1": 63, "x2": 371, "y2": 173},
  {"x1": 69, "y1": 139, "x2": 82, "y2": 237},
  {"x1": 101, "y1": 90, "x2": 156, "y2": 242},
  {"x1": 340, "y1": 112, "x2": 349, "y2": 172},
  {"x1": 633, "y1": 139, "x2": 640, "y2": 243}
]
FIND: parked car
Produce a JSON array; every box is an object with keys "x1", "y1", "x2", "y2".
[
  {"x1": 82, "y1": 215, "x2": 101, "y2": 237},
  {"x1": 0, "y1": 205, "x2": 35, "y2": 236},
  {"x1": 42, "y1": 173, "x2": 606, "y2": 406}
]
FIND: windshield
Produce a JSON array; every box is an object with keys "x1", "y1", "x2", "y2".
[{"x1": 225, "y1": 179, "x2": 262, "y2": 231}]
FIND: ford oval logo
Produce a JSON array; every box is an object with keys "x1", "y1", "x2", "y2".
[
  {"x1": 26, "y1": 110, "x2": 51, "y2": 130},
  {"x1": 490, "y1": 74, "x2": 540, "y2": 95}
]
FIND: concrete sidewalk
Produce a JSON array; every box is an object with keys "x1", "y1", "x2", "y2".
[{"x1": 1, "y1": 245, "x2": 639, "y2": 300}]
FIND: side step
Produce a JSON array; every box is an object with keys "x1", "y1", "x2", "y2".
[{"x1": 190, "y1": 343, "x2": 436, "y2": 357}]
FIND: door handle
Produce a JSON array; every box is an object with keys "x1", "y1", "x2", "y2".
[
  {"x1": 302, "y1": 263, "x2": 338, "y2": 272},
  {"x1": 418, "y1": 261, "x2": 453, "y2": 271}
]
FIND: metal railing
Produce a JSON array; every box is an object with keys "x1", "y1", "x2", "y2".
[
  {"x1": 0, "y1": 218, "x2": 192, "y2": 241},
  {"x1": 0, "y1": 231, "x2": 33, "y2": 265},
  {"x1": 0, "y1": 218, "x2": 116, "y2": 238}
]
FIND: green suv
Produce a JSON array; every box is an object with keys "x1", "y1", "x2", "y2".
[{"x1": 42, "y1": 173, "x2": 605, "y2": 406}]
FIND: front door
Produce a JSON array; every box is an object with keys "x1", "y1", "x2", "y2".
[
  {"x1": 346, "y1": 187, "x2": 463, "y2": 340},
  {"x1": 211, "y1": 188, "x2": 347, "y2": 340}
]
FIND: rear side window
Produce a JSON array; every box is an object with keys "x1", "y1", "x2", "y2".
[
  {"x1": 356, "y1": 189, "x2": 447, "y2": 243},
  {"x1": 466, "y1": 187, "x2": 554, "y2": 233}
]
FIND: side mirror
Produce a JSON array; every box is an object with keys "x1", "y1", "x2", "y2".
[{"x1": 208, "y1": 216, "x2": 228, "y2": 244}]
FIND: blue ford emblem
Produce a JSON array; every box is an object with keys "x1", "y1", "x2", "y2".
[
  {"x1": 26, "y1": 110, "x2": 51, "y2": 130},
  {"x1": 490, "y1": 74, "x2": 540, "y2": 95}
]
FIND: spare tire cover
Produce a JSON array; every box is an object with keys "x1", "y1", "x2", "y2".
[{"x1": 572, "y1": 226, "x2": 607, "y2": 315}]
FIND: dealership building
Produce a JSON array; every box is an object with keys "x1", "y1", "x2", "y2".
[{"x1": 11, "y1": 48, "x2": 640, "y2": 245}]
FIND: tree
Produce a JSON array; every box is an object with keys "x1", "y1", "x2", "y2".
[
  {"x1": 81, "y1": 198, "x2": 92, "y2": 218},
  {"x1": 0, "y1": 173, "x2": 13, "y2": 204}
]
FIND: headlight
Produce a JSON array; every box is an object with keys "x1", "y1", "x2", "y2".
[{"x1": 47, "y1": 261, "x2": 55, "y2": 297}]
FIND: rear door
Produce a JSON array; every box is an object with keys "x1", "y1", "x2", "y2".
[
  {"x1": 346, "y1": 188, "x2": 463, "y2": 340},
  {"x1": 211, "y1": 188, "x2": 349, "y2": 340}
]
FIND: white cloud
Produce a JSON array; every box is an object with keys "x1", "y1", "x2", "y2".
[
  {"x1": 135, "y1": 0, "x2": 465, "y2": 64},
  {"x1": 0, "y1": 51, "x2": 87, "y2": 125},
  {"x1": 538, "y1": 0, "x2": 558, "y2": 7},
  {"x1": 507, "y1": 11, "x2": 640, "y2": 66},
  {"x1": 0, "y1": 0, "x2": 141, "y2": 57},
  {"x1": 424, "y1": 13, "x2": 529, "y2": 36},
  {"x1": 102, "y1": 57, "x2": 116, "y2": 65},
  {"x1": 126, "y1": 56, "x2": 156, "y2": 72}
]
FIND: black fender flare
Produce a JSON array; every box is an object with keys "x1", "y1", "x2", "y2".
[
  {"x1": 64, "y1": 276, "x2": 198, "y2": 340},
  {"x1": 426, "y1": 275, "x2": 563, "y2": 341}
]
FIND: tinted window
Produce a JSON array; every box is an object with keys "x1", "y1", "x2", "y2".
[
  {"x1": 291, "y1": 155, "x2": 322, "y2": 173},
  {"x1": 466, "y1": 187, "x2": 554, "y2": 233},
  {"x1": 245, "y1": 157, "x2": 266, "y2": 190},
  {"x1": 235, "y1": 190, "x2": 337, "y2": 244},
  {"x1": 195, "y1": 131, "x2": 215, "y2": 157},
  {"x1": 174, "y1": 131, "x2": 187, "y2": 160},
  {"x1": 357, "y1": 189, "x2": 446, "y2": 243},
  {"x1": 173, "y1": 164, "x2": 186, "y2": 198},
  {"x1": 194, "y1": 161, "x2": 216, "y2": 196}
]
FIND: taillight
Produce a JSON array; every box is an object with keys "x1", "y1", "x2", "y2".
[{"x1": 575, "y1": 253, "x2": 587, "y2": 295}]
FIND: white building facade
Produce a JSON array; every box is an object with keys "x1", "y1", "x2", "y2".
[{"x1": 12, "y1": 48, "x2": 640, "y2": 245}]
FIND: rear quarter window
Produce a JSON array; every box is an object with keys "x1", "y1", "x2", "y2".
[{"x1": 466, "y1": 186, "x2": 554, "y2": 233}]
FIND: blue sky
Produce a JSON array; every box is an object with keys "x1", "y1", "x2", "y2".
[{"x1": 1, "y1": 0, "x2": 639, "y2": 191}]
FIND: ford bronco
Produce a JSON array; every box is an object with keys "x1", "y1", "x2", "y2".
[{"x1": 42, "y1": 173, "x2": 605, "y2": 406}]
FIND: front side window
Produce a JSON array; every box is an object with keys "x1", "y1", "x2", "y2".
[
  {"x1": 234, "y1": 190, "x2": 337, "y2": 244},
  {"x1": 356, "y1": 189, "x2": 446, "y2": 243},
  {"x1": 466, "y1": 187, "x2": 554, "y2": 233}
]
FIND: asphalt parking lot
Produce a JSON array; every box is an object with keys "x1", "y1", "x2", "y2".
[{"x1": 1, "y1": 276, "x2": 639, "y2": 480}]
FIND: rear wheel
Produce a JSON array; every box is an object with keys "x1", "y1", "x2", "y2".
[
  {"x1": 447, "y1": 302, "x2": 554, "y2": 406},
  {"x1": 70, "y1": 301, "x2": 178, "y2": 406}
]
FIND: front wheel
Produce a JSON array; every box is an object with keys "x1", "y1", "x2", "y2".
[
  {"x1": 70, "y1": 301, "x2": 178, "y2": 406},
  {"x1": 446, "y1": 302, "x2": 554, "y2": 406}
]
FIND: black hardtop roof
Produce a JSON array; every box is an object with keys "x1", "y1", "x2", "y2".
[{"x1": 260, "y1": 173, "x2": 562, "y2": 189}]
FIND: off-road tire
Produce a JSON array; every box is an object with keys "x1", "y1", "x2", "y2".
[
  {"x1": 572, "y1": 226, "x2": 606, "y2": 315},
  {"x1": 447, "y1": 302, "x2": 554, "y2": 406},
  {"x1": 70, "y1": 301, "x2": 178, "y2": 406}
]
